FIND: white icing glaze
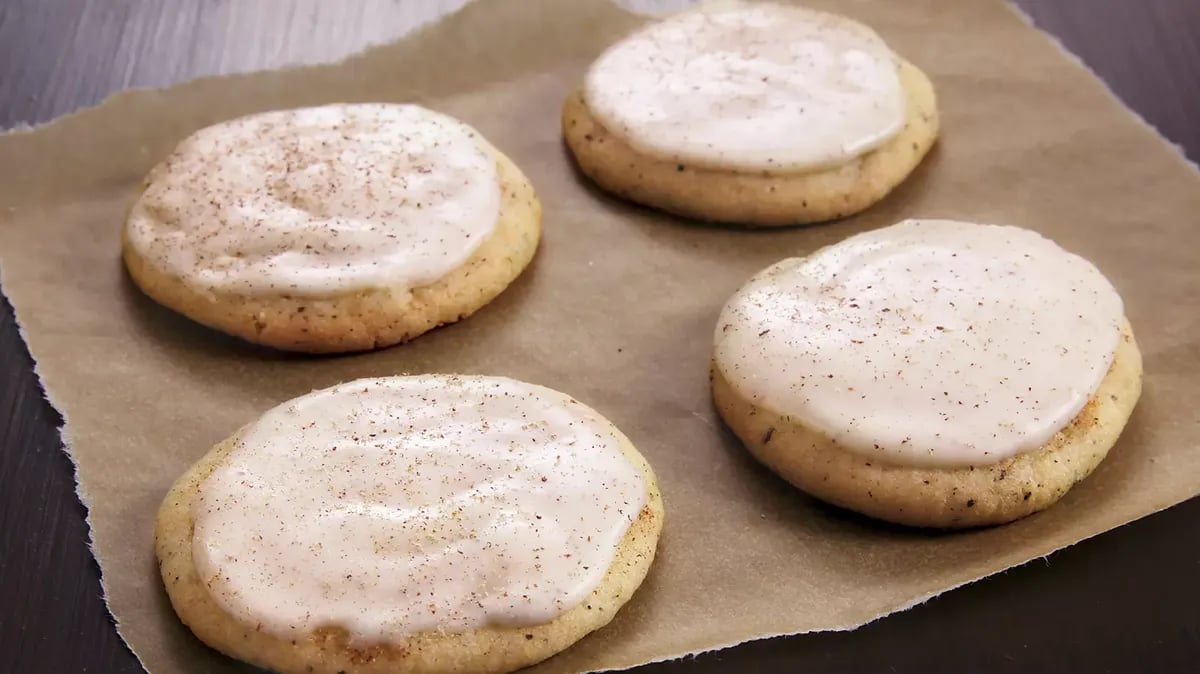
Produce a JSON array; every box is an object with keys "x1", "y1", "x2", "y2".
[
  {"x1": 583, "y1": 2, "x2": 906, "y2": 172},
  {"x1": 714, "y1": 219, "x2": 1125, "y2": 468},
  {"x1": 192, "y1": 375, "x2": 647, "y2": 642},
  {"x1": 125, "y1": 104, "x2": 501, "y2": 296}
]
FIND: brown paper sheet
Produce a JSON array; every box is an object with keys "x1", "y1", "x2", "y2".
[{"x1": 2, "y1": 0, "x2": 1199, "y2": 671}]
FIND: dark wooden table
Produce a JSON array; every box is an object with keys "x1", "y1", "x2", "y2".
[{"x1": 1, "y1": 1, "x2": 1198, "y2": 672}]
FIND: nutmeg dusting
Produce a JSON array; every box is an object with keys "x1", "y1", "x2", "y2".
[{"x1": 192, "y1": 375, "x2": 646, "y2": 642}]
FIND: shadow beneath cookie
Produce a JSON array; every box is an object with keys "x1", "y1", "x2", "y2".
[
  {"x1": 858, "y1": 139, "x2": 944, "y2": 225},
  {"x1": 557, "y1": 140, "x2": 806, "y2": 234},
  {"x1": 118, "y1": 265, "x2": 304, "y2": 364},
  {"x1": 704, "y1": 392, "x2": 958, "y2": 543},
  {"x1": 558, "y1": 139, "x2": 850, "y2": 232},
  {"x1": 610, "y1": 308, "x2": 985, "y2": 598},
  {"x1": 118, "y1": 239, "x2": 546, "y2": 371},
  {"x1": 559, "y1": 135, "x2": 942, "y2": 234},
  {"x1": 555, "y1": 139, "x2": 944, "y2": 280}
]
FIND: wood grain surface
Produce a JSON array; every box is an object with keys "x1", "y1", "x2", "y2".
[{"x1": 1, "y1": 1, "x2": 1198, "y2": 673}]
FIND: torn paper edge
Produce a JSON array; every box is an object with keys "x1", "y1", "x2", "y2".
[
  {"x1": 0, "y1": 263, "x2": 139, "y2": 661},
  {"x1": 0, "y1": 3, "x2": 503, "y2": 670},
  {"x1": 1000, "y1": 0, "x2": 1199, "y2": 174},
  {"x1": 0, "y1": 2, "x2": 1196, "y2": 673},
  {"x1": 580, "y1": 504, "x2": 1183, "y2": 674}
]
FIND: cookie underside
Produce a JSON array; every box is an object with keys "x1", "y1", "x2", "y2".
[
  {"x1": 712, "y1": 323, "x2": 1142, "y2": 529},
  {"x1": 562, "y1": 60, "x2": 939, "y2": 227},
  {"x1": 123, "y1": 145, "x2": 542, "y2": 354}
]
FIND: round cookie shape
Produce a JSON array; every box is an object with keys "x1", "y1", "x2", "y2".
[
  {"x1": 562, "y1": 3, "x2": 939, "y2": 227},
  {"x1": 716, "y1": 219, "x2": 1125, "y2": 467},
  {"x1": 584, "y1": 2, "x2": 906, "y2": 173},
  {"x1": 123, "y1": 104, "x2": 541, "y2": 353},
  {"x1": 155, "y1": 375, "x2": 664, "y2": 674},
  {"x1": 712, "y1": 219, "x2": 1142, "y2": 527},
  {"x1": 126, "y1": 104, "x2": 500, "y2": 295}
]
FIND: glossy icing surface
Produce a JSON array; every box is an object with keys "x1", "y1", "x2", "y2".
[
  {"x1": 715, "y1": 219, "x2": 1125, "y2": 467},
  {"x1": 126, "y1": 104, "x2": 500, "y2": 296},
  {"x1": 584, "y1": 2, "x2": 906, "y2": 172},
  {"x1": 192, "y1": 375, "x2": 647, "y2": 641}
]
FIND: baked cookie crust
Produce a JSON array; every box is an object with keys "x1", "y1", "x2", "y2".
[
  {"x1": 155, "y1": 421, "x2": 664, "y2": 674},
  {"x1": 712, "y1": 323, "x2": 1142, "y2": 528},
  {"x1": 562, "y1": 60, "x2": 939, "y2": 227},
  {"x1": 123, "y1": 144, "x2": 541, "y2": 354}
]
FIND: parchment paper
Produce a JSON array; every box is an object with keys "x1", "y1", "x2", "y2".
[{"x1": 1, "y1": 0, "x2": 1199, "y2": 672}]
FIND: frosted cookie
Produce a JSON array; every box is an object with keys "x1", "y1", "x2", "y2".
[
  {"x1": 712, "y1": 219, "x2": 1142, "y2": 528},
  {"x1": 123, "y1": 104, "x2": 541, "y2": 353},
  {"x1": 155, "y1": 375, "x2": 663, "y2": 674},
  {"x1": 563, "y1": 2, "x2": 938, "y2": 226}
]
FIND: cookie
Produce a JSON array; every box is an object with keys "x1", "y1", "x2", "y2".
[
  {"x1": 123, "y1": 104, "x2": 541, "y2": 353},
  {"x1": 563, "y1": 2, "x2": 939, "y2": 226},
  {"x1": 156, "y1": 375, "x2": 664, "y2": 674},
  {"x1": 711, "y1": 219, "x2": 1142, "y2": 528}
]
